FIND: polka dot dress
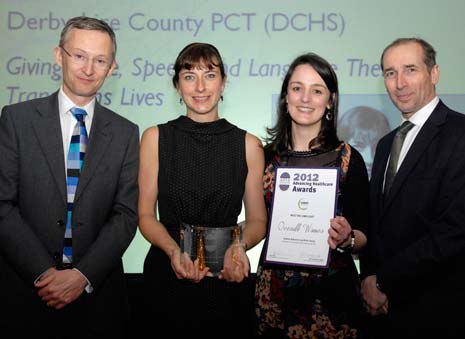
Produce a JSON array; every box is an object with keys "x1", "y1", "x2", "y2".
[{"x1": 143, "y1": 115, "x2": 254, "y2": 338}]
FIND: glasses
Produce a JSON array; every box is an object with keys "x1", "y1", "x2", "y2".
[{"x1": 61, "y1": 46, "x2": 112, "y2": 70}]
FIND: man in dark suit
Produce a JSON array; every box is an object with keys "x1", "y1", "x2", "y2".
[
  {"x1": 360, "y1": 37, "x2": 465, "y2": 338},
  {"x1": 0, "y1": 16, "x2": 139, "y2": 338}
]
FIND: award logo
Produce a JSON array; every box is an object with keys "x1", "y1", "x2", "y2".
[
  {"x1": 298, "y1": 198, "x2": 309, "y2": 210},
  {"x1": 279, "y1": 172, "x2": 290, "y2": 191}
]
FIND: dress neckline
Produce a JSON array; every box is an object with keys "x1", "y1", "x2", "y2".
[
  {"x1": 285, "y1": 149, "x2": 323, "y2": 157},
  {"x1": 172, "y1": 115, "x2": 235, "y2": 135},
  {"x1": 284, "y1": 142, "x2": 345, "y2": 157}
]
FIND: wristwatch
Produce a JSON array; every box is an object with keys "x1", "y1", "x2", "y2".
[
  {"x1": 336, "y1": 230, "x2": 355, "y2": 253},
  {"x1": 375, "y1": 280, "x2": 383, "y2": 293}
]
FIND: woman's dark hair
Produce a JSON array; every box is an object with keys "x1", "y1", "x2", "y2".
[
  {"x1": 265, "y1": 53, "x2": 340, "y2": 155},
  {"x1": 172, "y1": 42, "x2": 226, "y2": 88}
]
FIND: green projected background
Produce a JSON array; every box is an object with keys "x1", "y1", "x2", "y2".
[{"x1": 1, "y1": 0, "x2": 464, "y2": 272}]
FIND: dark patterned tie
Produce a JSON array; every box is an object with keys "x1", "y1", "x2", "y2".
[
  {"x1": 63, "y1": 107, "x2": 88, "y2": 266},
  {"x1": 384, "y1": 120, "x2": 414, "y2": 197}
]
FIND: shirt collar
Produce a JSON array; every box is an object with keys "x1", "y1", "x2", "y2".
[
  {"x1": 58, "y1": 86, "x2": 95, "y2": 120},
  {"x1": 401, "y1": 96, "x2": 439, "y2": 126}
]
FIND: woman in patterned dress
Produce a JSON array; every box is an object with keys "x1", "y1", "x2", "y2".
[{"x1": 255, "y1": 53, "x2": 370, "y2": 338}]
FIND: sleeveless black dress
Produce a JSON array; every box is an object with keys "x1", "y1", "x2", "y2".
[{"x1": 143, "y1": 115, "x2": 254, "y2": 338}]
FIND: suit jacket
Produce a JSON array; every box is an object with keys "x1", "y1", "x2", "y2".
[
  {"x1": 0, "y1": 92, "x2": 139, "y2": 337},
  {"x1": 360, "y1": 100, "x2": 465, "y2": 336}
]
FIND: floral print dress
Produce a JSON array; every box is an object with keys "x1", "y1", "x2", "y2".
[{"x1": 255, "y1": 143, "x2": 369, "y2": 338}]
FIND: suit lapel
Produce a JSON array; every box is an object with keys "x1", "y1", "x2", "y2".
[
  {"x1": 383, "y1": 101, "x2": 447, "y2": 209},
  {"x1": 32, "y1": 93, "x2": 67, "y2": 205},
  {"x1": 371, "y1": 132, "x2": 394, "y2": 217},
  {"x1": 74, "y1": 102, "x2": 112, "y2": 202}
]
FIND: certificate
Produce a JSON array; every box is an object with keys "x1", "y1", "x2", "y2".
[{"x1": 264, "y1": 167, "x2": 339, "y2": 267}]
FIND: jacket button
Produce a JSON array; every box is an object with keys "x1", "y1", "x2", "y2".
[{"x1": 57, "y1": 220, "x2": 65, "y2": 227}]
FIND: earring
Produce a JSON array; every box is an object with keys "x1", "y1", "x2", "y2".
[
  {"x1": 326, "y1": 112, "x2": 333, "y2": 120},
  {"x1": 179, "y1": 98, "x2": 183, "y2": 105},
  {"x1": 221, "y1": 95, "x2": 224, "y2": 102}
]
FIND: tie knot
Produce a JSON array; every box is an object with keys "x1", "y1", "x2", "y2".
[
  {"x1": 70, "y1": 107, "x2": 87, "y2": 122},
  {"x1": 397, "y1": 120, "x2": 414, "y2": 136}
]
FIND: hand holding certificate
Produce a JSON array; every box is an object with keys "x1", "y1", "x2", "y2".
[{"x1": 264, "y1": 167, "x2": 339, "y2": 267}]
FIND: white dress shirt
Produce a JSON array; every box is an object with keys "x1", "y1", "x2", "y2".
[
  {"x1": 58, "y1": 87, "x2": 95, "y2": 293},
  {"x1": 394, "y1": 96, "x2": 439, "y2": 171}
]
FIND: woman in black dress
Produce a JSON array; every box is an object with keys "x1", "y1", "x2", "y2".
[
  {"x1": 255, "y1": 53, "x2": 370, "y2": 338},
  {"x1": 138, "y1": 42, "x2": 267, "y2": 338}
]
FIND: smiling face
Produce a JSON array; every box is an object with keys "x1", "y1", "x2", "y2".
[
  {"x1": 176, "y1": 60, "x2": 226, "y2": 121},
  {"x1": 286, "y1": 64, "x2": 332, "y2": 134},
  {"x1": 382, "y1": 41, "x2": 439, "y2": 118},
  {"x1": 55, "y1": 28, "x2": 115, "y2": 106}
]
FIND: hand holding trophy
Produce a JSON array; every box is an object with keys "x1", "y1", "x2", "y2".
[
  {"x1": 173, "y1": 226, "x2": 210, "y2": 282},
  {"x1": 180, "y1": 223, "x2": 246, "y2": 280},
  {"x1": 219, "y1": 225, "x2": 249, "y2": 282}
]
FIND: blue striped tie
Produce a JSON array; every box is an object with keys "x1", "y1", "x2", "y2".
[{"x1": 63, "y1": 107, "x2": 88, "y2": 265}]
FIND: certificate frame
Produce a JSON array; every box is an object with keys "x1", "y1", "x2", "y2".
[{"x1": 264, "y1": 166, "x2": 339, "y2": 268}]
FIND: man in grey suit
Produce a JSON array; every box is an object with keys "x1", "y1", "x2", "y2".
[
  {"x1": 360, "y1": 38, "x2": 465, "y2": 338},
  {"x1": 0, "y1": 16, "x2": 139, "y2": 338}
]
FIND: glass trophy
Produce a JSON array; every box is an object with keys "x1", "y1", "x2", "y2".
[{"x1": 180, "y1": 223, "x2": 242, "y2": 276}]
